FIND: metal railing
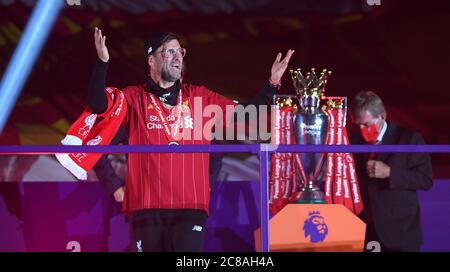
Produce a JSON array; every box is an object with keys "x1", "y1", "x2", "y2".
[{"x1": 1, "y1": 144, "x2": 449, "y2": 252}]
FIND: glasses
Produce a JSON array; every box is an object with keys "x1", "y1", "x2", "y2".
[{"x1": 157, "y1": 47, "x2": 186, "y2": 58}]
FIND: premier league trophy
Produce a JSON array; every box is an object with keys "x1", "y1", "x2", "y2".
[{"x1": 290, "y1": 68, "x2": 331, "y2": 204}]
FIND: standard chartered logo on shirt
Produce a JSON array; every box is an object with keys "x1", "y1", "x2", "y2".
[{"x1": 146, "y1": 115, "x2": 193, "y2": 130}]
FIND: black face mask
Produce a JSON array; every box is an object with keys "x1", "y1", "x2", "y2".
[{"x1": 146, "y1": 76, "x2": 181, "y2": 106}]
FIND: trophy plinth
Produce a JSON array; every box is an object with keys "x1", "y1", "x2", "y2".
[{"x1": 290, "y1": 68, "x2": 331, "y2": 204}]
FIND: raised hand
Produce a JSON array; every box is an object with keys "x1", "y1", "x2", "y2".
[
  {"x1": 94, "y1": 27, "x2": 109, "y2": 62},
  {"x1": 270, "y1": 49, "x2": 295, "y2": 83}
]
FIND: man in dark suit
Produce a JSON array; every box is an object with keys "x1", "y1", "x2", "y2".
[{"x1": 349, "y1": 91, "x2": 433, "y2": 252}]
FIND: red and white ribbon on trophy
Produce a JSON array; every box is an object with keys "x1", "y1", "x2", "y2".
[
  {"x1": 268, "y1": 100, "x2": 300, "y2": 215},
  {"x1": 324, "y1": 100, "x2": 363, "y2": 215}
]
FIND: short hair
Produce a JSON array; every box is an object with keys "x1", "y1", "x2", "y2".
[{"x1": 350, "y1": 91, "x2": 386, "y2": 118}]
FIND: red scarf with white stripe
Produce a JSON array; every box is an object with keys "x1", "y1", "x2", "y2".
[{"x1": 55, "y1": 87, "x2": 127, "y2": 180}]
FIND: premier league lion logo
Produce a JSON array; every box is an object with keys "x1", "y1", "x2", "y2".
[{"x1": 303, "y1": 211, "x2": 328, "y2": 243}]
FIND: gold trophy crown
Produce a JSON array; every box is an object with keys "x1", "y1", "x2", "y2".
[{"x1": 289, "y1": 68, "x2": 332, "y2": 98}]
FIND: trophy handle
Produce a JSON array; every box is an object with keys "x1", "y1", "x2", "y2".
[
  {"x1": 272, "y1": 94, "x2": 300, "y2": 112},
  {"x1": 272, "y1": 94, "x2": 299, "y2": 105},
  {"x1": 322, "y1": 96, "x2": 348, "y2": 127}
]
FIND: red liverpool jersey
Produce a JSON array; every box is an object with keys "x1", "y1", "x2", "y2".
[{"x1": 122, "y1": 83, "x2": 235, "y2": 215}]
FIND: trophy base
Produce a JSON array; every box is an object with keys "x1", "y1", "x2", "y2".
[
  {"x1": 292, "y1": 181, "x2": 327, "y2": 204},
  {"x1": 294, "y1": 198, "x2": 327, "y2": 204}
]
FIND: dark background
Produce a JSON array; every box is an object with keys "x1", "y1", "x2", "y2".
[{"x1": 0, "y1": 0, "x2": 449, "y2": 176}]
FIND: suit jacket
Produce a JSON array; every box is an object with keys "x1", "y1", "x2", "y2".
[{"x1": 351, "y1": 121, "x2": 433, "y2": 249}]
